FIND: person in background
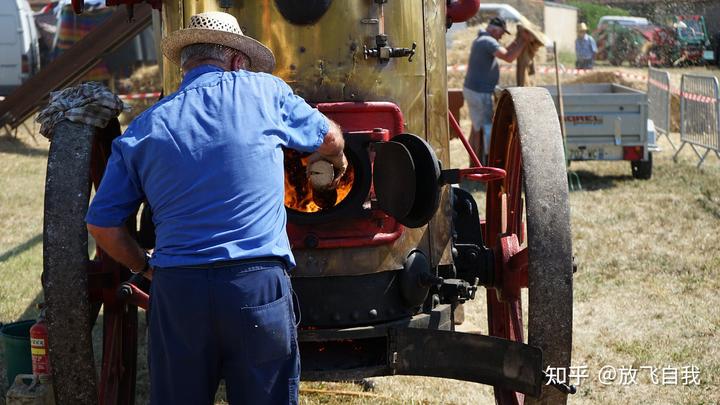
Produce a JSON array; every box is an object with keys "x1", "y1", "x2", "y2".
[
  {"x1": 463, "y1": 16, "x2": 526, "y2": 165},
  {"x1": 575, "y1": 22, "x2": 597, "y2": 69}
]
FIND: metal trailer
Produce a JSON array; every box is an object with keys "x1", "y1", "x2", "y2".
[
  {"x1": 543, "y1": 83, "x2": 660, "y2": 179},
  {"x1": 40, "y1": 1, "x2": 575, "y2": 405}
]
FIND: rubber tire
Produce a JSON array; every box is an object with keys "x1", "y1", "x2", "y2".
[{"x1": 631, "y1": 153, "x2": 652, "y2": 180}]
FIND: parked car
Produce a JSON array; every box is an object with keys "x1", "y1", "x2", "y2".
[
  {"x1": 597, "y1": 16, "x2": 650, "y2": 29},
  {"x1": 0, "y1": 0, "x2": 40, "y2": 96}
]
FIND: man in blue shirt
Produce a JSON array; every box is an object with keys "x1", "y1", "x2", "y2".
[
  {"x1": 463, "y1": 17, "x2": 526, "y2": 164},
  {"x1": 86, "y1": 11, "x2": 346, "y2": 405},
  {"x1": 575, "y1": 22, "x2": 598, "y2": 69}
]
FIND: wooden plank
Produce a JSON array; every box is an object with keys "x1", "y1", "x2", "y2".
[{"x1": 0, "y1": 4, "x2": 152, "y2": 130}]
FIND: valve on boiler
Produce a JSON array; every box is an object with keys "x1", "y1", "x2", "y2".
[{"x1": 363, "y1": 34, "x2": 416, "y2": 63}]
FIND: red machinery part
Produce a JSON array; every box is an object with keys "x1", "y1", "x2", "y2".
[
  {"x1": 448, "y1": 110, "x2": 507, "y2": 183},
  {"x1": 286, "y1": 102, "x2": 405, "y2": 249},
  {"x1": 446, "y1": 0, "x2": 481, "y2": 24},
  {"x1": 29, "y1": 312, "x2": 52, "y2": 376},
  {"x1": 71, "y1": 0, "x2": 84, "y2": 14}
]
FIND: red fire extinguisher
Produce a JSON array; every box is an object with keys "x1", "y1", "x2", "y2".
[{"x1": 29, "y1": 305, "x2": 52, "y2": 376}]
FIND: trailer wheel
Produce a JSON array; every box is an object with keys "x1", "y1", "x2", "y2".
[
  {"x1": 631, "y1": 153, "x2": 653, "y2": 180},
  {"x1": 485, "y1": 88, "x2": 574, "y2": 405},
  {"x1": 43, "y1": 120, "x2": 138, "y2": 405}
]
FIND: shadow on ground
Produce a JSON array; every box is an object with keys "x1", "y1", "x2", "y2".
[
  {"x1": 0, "y1": 235, "x2": 42, "y2": 264},
  {"x1": 569, "y1": 169, "x2": 634, "y2": 191},
  {"x1": 0, "y1": 136, "x2": 47, "y2": 157}
]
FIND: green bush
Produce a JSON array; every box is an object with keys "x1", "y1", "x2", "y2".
[{"x1": 567, "y1": 0, "x2": 630, "y2": 31}]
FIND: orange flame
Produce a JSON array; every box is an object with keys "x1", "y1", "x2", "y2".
[{"x1": 284, "y1": 149, "x2": 354, "y2": 213}]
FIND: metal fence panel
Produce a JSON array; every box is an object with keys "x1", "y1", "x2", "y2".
[
  {"x1": 674, "y1": 74, "x2": 720, "y2": 167},
  {"x1": 647, "y1": 67, "x2": 671, "y2": 147}
]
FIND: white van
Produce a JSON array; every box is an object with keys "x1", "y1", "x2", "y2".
[{"x1": 0, "y1": 0, "x2": 40, "y2": 96}]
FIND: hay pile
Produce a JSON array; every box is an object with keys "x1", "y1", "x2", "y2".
[
  {"x1": 117, "y1": 64, "x2": 161, "y2": 125},
  {"x1": 670, "y1": 93, "x2": 681, "y2": 132},
  {"x1": 566, "y1": 70, "x2": 646, "y2": 91}
]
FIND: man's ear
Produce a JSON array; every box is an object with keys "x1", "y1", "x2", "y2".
[{"x1": 231, "y1": 53, "x2": 247, "y2": 71}]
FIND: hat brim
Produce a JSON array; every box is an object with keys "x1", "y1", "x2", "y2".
[
  {"x1": 161, "y1": 28, "x2": 276, "y2": 73},
  {"x1": 489, "y1": 23, "x2": 511, "y2": 35}
]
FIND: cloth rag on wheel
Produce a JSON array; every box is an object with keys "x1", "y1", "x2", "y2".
[{"x1": 36, "y1": 82, "x2": 127, "y2": 139}]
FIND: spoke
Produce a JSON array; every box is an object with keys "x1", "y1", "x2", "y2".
[
  {"x1": 507, "y1": 246, "x2": 529, "y2": 288},
  {"x1": 501, "y1": 192, "x2": 508, "y2": 234}
]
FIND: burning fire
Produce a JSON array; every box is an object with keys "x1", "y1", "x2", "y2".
[{"x1": 284, "y1": 149, "x2": 355, "y2": 213}]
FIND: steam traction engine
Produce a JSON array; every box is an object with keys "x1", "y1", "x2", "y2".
[{"x1": 41, "y1": 1, "x2": 574, "y2": 404}]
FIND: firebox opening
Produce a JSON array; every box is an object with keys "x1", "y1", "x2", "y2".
[{"x1": 283, "y1": 148, "x2": 356, "y2": 213}]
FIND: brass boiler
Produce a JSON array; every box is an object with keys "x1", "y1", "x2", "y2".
[{"x1": 160, "y1": 0, "x2": 452, "y2": 277}]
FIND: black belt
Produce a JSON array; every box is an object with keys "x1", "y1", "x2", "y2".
[{"x1": 180, "y1": 256, "x2": 286, "y2": 269}]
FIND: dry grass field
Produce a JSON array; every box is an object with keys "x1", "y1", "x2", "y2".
[
  {"x1": 1, "y1": 28, "x2": 719, "y2": 404},
  {"x1": 1, "y1": 110, "x2": 718, "y2": 405}
]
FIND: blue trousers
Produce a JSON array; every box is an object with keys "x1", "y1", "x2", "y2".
[{"x1": 148, "y1": 260, "x2": 300, "y2": 404}]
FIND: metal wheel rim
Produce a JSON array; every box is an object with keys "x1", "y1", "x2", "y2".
[
  {"x1": 43, "y1": 120, "x2": 138, "y2": 405},
  {"x1": 485, "y1": 88, "x2": 574, "y2": 405}
]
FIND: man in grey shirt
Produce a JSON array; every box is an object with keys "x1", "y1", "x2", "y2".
[{"x1": 463, "y1": 17, "x2": 526, "y2": 164}]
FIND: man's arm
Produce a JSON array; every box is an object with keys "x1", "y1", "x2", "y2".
[
  {"x1": 317, "y1": 119, "x2": 344, "y2": 157},
  {"x1": 494, "y1": 37, "x2": 526, "y2": 63},
  {"x1": 307, "y1": 118, "x2": 348, "y2": 187},
  {"x1": 87, "y1": 224, "x2": 153, "y2": 279}
]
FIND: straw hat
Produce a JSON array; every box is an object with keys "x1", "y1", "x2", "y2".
[
  {"x1": 577, "y1": 22, "x2": 588, "y2": 32},
  {"x1": 161, "y1": 11, "x2": 275, "y2": 73}
]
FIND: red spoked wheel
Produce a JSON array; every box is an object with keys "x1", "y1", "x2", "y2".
[
  {"x1": 43, "y1": 120, "x2": 143, "y2": 405},
  {"x1": 484, "y1": 88, "x2": 574, "y2": 405}
]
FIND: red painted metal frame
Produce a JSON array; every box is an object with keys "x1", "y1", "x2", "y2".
[
  {"x1": 448, "y1": 106, "x2": 532, "y2": 405},
  {"x1": 287, "y1": 102, "x2": 405, "y2": 249},
  {"x1": 88, "y1": 130, "x2": 141, "y2": 405},
  {"x1": 449, "y1": 110, "x2": 482, "y2": 167},
  {"x1": 484, "y1": 121, "x2": 531, "y2": 405},
  {"x1": 448, "y1": 110, "x2": 507, "y2": 183},
  {"x1": 316, "y1": 102, "x2": 405, "y2": 135}
]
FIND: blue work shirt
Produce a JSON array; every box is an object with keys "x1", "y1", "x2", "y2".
[
  {"x1": 575, "y1": 34, "x2": 597, "y2": 61},
  {"x1": 86, "y1": 64, "x2": 328, "y2": 268},
  {"x1": 463, "y1": 30, "x2": 501, "y2": 93}
]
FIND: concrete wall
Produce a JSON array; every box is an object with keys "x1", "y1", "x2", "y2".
[{"x1": 544, "y1": 2, "x2": 578, "y2": 53}]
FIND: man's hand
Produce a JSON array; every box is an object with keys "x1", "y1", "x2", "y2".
[
  {"x1": 307, "y1": 118, "x2": 347, "y2": 188},
  {"x1": 87, "y1": 223, "x2": 153, "y2": 280},
  {"x1": 495, "y1": 35, "x2": 527, "y2": 62}
]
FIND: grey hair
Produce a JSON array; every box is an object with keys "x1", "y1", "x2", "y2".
[{"x1": 180, "y1": 43, "x2": 247, "y2": 68}]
